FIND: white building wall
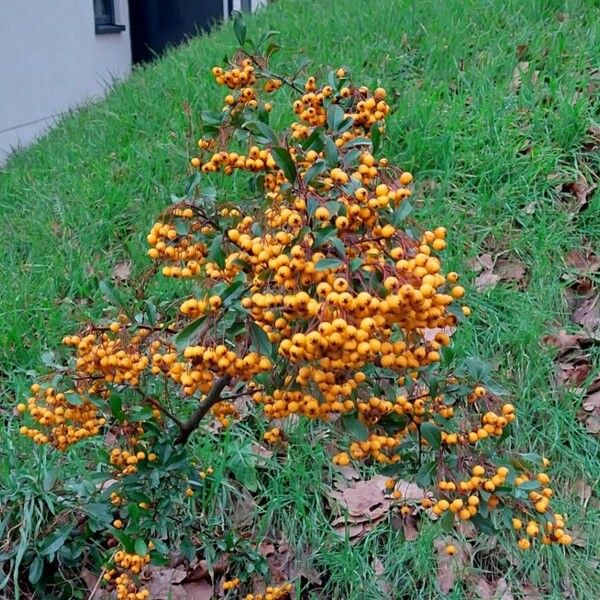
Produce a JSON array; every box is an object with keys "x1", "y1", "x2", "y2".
[{"x1": 0, "y1": 0, "x2": 131, "y2": 161}]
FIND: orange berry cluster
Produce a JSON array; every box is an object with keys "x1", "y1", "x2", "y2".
[
  {"x1": 147, "y1": 218, "x2": 207, "y2": 278},
  {"x1": 152, "y1": 346, "x2": 271, "y2": 396},
  {"x1": 244, "y1": 582, "x2": 293, "y2": 600},
  {"x1": 347, "y1": 433, "x2": 402, "y2": 464},
  {"x1": 223, "y1": 577, "x2": 241, "y2": 591},
  {"x1": 110, "y1": 447, "x2": 150, "y2": 476},
  {"x1": 194, "y1": 146, "x2": 279, "y2": 176},
  {"x1": 18, "y1": 383, "x2": 105, "y2": 450},
  {"x1": 263, "y1": 426, "x2": 282, "y2": 443},
  {"x1": 211, "y1": 400, "x2": 237, "y2": 427},
  {"x1": 212, "y1": 60, "x2": 255, "y2": 89},
  {"x1": 104, "y1": 548, "x2": 151, "y2": 600},
  {"x1": 63, "y1": 328, "x2": 149, "y2": 387}
]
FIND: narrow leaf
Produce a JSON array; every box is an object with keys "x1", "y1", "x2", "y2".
[{"x1": 272, "y1": 147, "x2": 297, "y2": 182}]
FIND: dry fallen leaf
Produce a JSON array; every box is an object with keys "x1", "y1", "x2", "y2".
[
  {"x1": 572, "y1": 478, "x2": 593, "y2": 507},
  {"x1": 475, "y1": 270, "x2": 501, "y2": 292},
  {"x1": 470, "y1": 253, "x2": 527, "y2": 292},
  {"x1": 580, "y1": 384, "x2": 600, "y2": 435},
  {"x1": 565, "y1": 249, "x2": 600, "y2": 274},
  {"x1": 572, "y1": 292, "x2": 600, "y2": 335},
  {"x1": 144, "y1": 566, "x2": 187, "y2": 599},
  {"x1": 560, "y1": 178, "x2": 596, "y2": 214},
  {"x1": 112, "y1": 260, "x2": 132, "y2": 282},
  {"x1": 469, "y1": 576, "x2": 513, "y2": 600},
  {"x1": 331, "y1": 474, "x2": 391, "y2": 519},
  {"x1": 434, "y1": 538, "x2": 469, "y2": 595},
  {"x1": 494, "y1": 259, "x2": 527, "y2": 283},
  {"x1": 170, "y1": 581, "x2": 213, "y2": 600}
]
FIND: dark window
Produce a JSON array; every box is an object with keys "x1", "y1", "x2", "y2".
[
  {"x1": 94, "y1": 0, "x2": 125, "y2": 34},
  {"x1": 241, "y1": 0, "x2": 252, "y2": 11}
]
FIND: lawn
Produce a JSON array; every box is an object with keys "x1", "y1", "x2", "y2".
[{"x1": 1, "y1": 0, "x2": 599, "y2": 598}]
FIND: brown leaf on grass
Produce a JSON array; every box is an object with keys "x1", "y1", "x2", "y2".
[
  {"x1": 510, "y1": 61, "x2": 539, "y2": 93},
  {"x1": 521, "y1": 582, "x2": 544, "y2": 599},
  {"x1": 565, "y1": 248, "x2": 600, "y2": 274},
  {"x1": 469, "y1": 576, "x2": 513, "y2": 600},
  {"x1": 471, "y1": 254, "x2": 527, "y2": 292},
  {"x1": 112, "y1": 260, "x2": 132, "y2": 282},
  {"x1": 391, "y1": 513, "x2": 419, "y2": 541},
  {"x1": 170, "y1": 581, "x2": 213, "y2": 600},
  {"x1": 560, "y1": 178, "x2": 596, "y2": 214},
  {"x1": 516, "y1": 44, "x2": 528, "y2": 60},
  {"x1": 494, "y1": 259, "x2": 527, "y2": 283},
  {"x1": 573, "y1": 478, "x2": 593, "y2": 507},
  {"x1": 543, "y1": 330, "x2": 595, "y2": 359},
  {"x1": 556, "y1": 359, "x2": 591, "y2": 387},
  {"x1": 330, "y1": 474, "x2": 391, "y2": 519},
  {"x1": 144, "y1": 566, "x2": 187, "y2": 599},
  {"x1": 580, "y1": 385, "x2": 600, "y2": 435},
  {"x1": 434, "y1": 538, "x2": 469, "y2": 595},
  {"x1": 474, "y1": 270, "x2": 501, "y2": 292},
  {"x1": 572, "y1": 293, "x2": 600, "y2": 334},
  {"x1": 185, "y1": 556, "x2": 229, "y2": 582},
  {"x1": 468, "y1": 253, "x2": 494, "y2": 273}
]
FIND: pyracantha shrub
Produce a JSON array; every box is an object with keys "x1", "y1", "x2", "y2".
[{"x1": 17, "y1": 18, "x2": 571, "y2": 600}]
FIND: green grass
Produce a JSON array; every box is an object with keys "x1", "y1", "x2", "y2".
[{"x1": 1, "y1": 0, "x2": 599, "y2": 597}]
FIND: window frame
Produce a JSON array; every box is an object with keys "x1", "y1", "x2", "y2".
[{"x1": 94, "y1": 0, "x2": 126, "y2": 34}]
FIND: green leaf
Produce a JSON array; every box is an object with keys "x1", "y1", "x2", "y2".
[
  {"x1": 145, "y1": 300, "x2": 157, "y2": 325},
  {"x1": 244, "y1": 120, "x2": 278, "y2": 144},
  {"x1": 201, "y1": 110, "x2": 222, "y2": 126},
  {"x1": 471, "y1": 513, "x2": 497, "y2": 535},
  {"x1": 327, "y1": 104, "x2": 344, "y2": 132},
  {"x1": 303, "y1": 160, "x2": 328, "y2": 185},
  {"x1": 371, "y1": 124, "x2": 382, "y2": 154},
  {"x1": 174, "y1": 315, "x2": 208, "y2": 351},
  {"x1": 415, "y1": 460, "x2": 436, "y2": 487},
  {"x1": 185, "y1": 171, "x2": 202, "y2": 195},
  {"x1": 420, "y1": 422, "x2": 441, "y2": 449},
  {"x1": 249, "y1": 322, "x2": 273, "y2": 356},
  {"x1": 315, "y1": 258, "x2": 344, "y2": 271},
  {"x1": 108, "y1": 393, "x2": 126, "y2": 422},
  {"x1": 330, "y1": 236, "x2": 346, "y2": 259},
  {"x1": 208, "y1": 234, "x2": 226, "y2": 269},
  {"x1": 39, "y1": 525, "x2": 73, "y2": 557},
  {"x1": 350, "y1": 258, "x2": 364, "y2": 271},
  {"x1": 323, "y1": 136, "x2": 339, "y2": 167},
  {"x1": 229, "y1": 455, "x2": 258, "y2": 492},
  {"x1": 301, "y1": 128, "x2": 324, "y2": 151},
  {"x1": 28, "y1": 555, "x2": 43, "y2": 585},
  {"x1": 134, "y1": 539, "x2": 148, "y2": 556},
  {"x1": 391, "y1": 201, "x2": 413, "y2": 226},
  {"x1": 313, "y1": 225, "x2": 337, "y2": 247},
  {"x1": 64, "y1": 391, "x2": 83, "y2": 406},
  {"x1": 129, "y1": 406, "x2": 154, "y2": 422},
  {"x1": 272, "y1": 147, "x2": 297, "y2": 182},
  {"x1": 99, "y1": 280, "x2": 127, "y2": 311},
  {"x1": 232, "y1": 11, "x2": 246, "y2": 46},
  {"x1": 438, "y1": 510, "x2": 455, "y2": 532},
  {"x1": 339, "y1": 414, "x2": 368, "y2": 440},
  {"x1": 517, "y1": 480, "x2": 541, "y2": 491},
  {"x1": 343, "y1": 136, "x2": 371, "y2": 149}
]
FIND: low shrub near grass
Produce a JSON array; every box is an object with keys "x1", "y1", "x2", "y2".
[{"x1": 10, "y1": 14, "x2": 580, "y2": 599}]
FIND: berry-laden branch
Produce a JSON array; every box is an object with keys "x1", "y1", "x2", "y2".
[{"x1": 175, "y1": 375, "x2": 231, "y2": 445}]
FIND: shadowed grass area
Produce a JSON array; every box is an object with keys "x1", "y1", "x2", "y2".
[{"x1": 1, "y1": 0, "x2": 598, "y2": 597}]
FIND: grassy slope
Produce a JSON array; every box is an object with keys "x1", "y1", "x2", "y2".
[{"x1": 1, "y1": 0, "x2": 599, "y2": 597}]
